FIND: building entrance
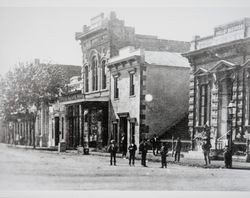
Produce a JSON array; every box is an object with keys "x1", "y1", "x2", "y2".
[
  {"x1": 119, "y1": 115, "x2": 128, "y2": 152},
  {"x1": 67, "y1": 102, "x2": 108, "y2": 149},
  {"x1": 54, "y1": 117, "x2": 60, "y2": 146}
]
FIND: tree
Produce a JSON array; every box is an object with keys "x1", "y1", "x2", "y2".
[
  {"x1": 0, "y1": 61, "x2": 69, "y2": 147},
  {"x1": 1, "y1": 62, "x2": 68, "y2": 117}
]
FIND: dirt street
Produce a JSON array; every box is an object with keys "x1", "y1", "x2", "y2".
[{"x1": 0, "y1": 144, "x2": 250, "y2": 190}]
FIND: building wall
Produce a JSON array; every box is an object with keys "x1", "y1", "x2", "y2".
[
  {"x1": 110, "y1": 61, "x2": 141, "y2": 147},
  {"x1": 145, "y1": 65, "x2": 190, "y2": 138},
  {"x1": 184, "y1": 19, "x2": 250, "y2": 151},
  {"x1": 135, "y1": 34, "x2": 190, "y2": 53}
]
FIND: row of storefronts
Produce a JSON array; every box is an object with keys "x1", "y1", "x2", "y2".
[{"x1": 3, "y1": 13, "x2": 250, "y2": 158}]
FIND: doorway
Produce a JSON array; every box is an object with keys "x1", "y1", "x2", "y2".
[
  {"x1": 54, "y1": 117, "x2": 60, "y2": 146},
  {"x1": 119, "y1": 116, "x2": 128, "y2": 151}
]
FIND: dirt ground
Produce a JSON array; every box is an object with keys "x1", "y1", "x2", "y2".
[{"x1": 0, "y1": 143, "x2": 250, "y2": 191}]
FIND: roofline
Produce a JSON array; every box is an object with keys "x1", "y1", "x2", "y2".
[
  {"x1": 183, "y1": 37, "x2": 250, "y2": 58},
  {"x1": 107, "y1": 55, "x2": 141, "y2": 68},
  {"x1": 145, "y1": 63, "x2": 190, "y2": 69},
  {"x1": 75, "y1": 27, "x2": 106, "y2": 40}
]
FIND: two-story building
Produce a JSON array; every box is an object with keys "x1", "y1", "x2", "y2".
[
  {"x1": 58, "y1": 11, "x2": 190, "y2": 150},
  {"x1": 183, "y1": 18, "x2": 250, "y2": 157},
  {"x1": 108, "y1": 46, "x2": 190, "y2": 149}
]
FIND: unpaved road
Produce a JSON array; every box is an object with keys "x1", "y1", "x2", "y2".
[{"x1": 0, "y1": 144, "x2": 250, "y2": 190}]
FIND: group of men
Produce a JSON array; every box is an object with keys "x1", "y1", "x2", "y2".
[{"x1": 107, "y1": 134, "x2": 183, "y2": 168}]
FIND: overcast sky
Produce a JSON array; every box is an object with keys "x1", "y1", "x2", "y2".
[{"x1": 1, "y1": 0, "x2": 250, "y2": 75}]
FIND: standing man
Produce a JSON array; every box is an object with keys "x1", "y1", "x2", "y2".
[
  {"x1": 160, "y1": 142, "x2": 168, "y2": 168},
  {"x1": 150, "y1": 134, "x2": 159, "y2": 156},
  {"x1": 202, "y1": 138, "x2": 211, "y2": 165},
  {"x1": 174, "y1": 137, "x2": 182, "y2": 162},
  {"x1": 128, "y1": 139, "x2": 137, "y2": 166},
  {"x1": 108, "y1": 140, "x2": 118, "y2": 166},
  {"x1": 139, "y1": 139, "x2": 149, "y2": 167},
  {"x1": 223, "y1": 145, "x2": 232, "y2": 168}
]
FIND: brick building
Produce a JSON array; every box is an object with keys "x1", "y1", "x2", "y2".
[
  {"x1": 58, "y1": 12, "x2": 190, "y2": 150},
  {"x1": 183, "y1": 18, "x2": 250, "y2": 155}
]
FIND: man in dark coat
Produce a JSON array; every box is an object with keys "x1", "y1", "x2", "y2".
[
  {"x1": 150, "y1": 134, "x2": 159, "y2": 155},
  {"x1": 139, "y1": 139, "x2": 148, "y2": 167},
  {"x1": 128, "y1": 140, "x2": 137, "y2": 166},
  {"x1": 160, "y1": 142, "x2": 168, "y2": 168},
  {"x1": 174, "y1": 137, "x2": 182, "y2": 162},
  {"x1": 202, "y1": 138, "x2": 211, "y2": 165},
  {"x1": 108, "y1": 140, "x2": 118, "y2": 166},
  {"x1": 223, "y1": 145, "x2": 232, "y2": 168}
]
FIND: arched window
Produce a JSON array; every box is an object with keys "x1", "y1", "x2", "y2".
[
  {"x1": 92, "y1": 56, "x2": 98, "y2": 91},
  {"x1": 85, "y1": 65, "x2": 89, "y2": 92},
  {"x1": 101, "y1": 60, "x2": 106, "y2": 89}
]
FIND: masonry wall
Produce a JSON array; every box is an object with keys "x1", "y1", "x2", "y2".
[
  {"x1": 145, "y1": 65, "x2": 190, "y2": 138},
  {"x1": 110, "y1": 63, "x2": 141, "y2": 147},
  {"x1": 135, "y1": 34, "x2": 190, "y2": 53}
]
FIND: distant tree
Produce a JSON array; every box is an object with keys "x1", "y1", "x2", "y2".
[{"x1": 0, "y1": 61, "x2": 68, "y2": 121}]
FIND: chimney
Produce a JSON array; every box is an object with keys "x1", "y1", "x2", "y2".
[
  {"x1": 34, "y1": 58, "x2": 40, "y2": 66},
  {"x1": 83, "y1": 25, "x2": 88, "y2": 32},
  {"x1": 191, "y1": 35, "x2": 200, "y2": 50},
  {"x1": 110, "y1": 11, "x2": 117, "y2": 20}
]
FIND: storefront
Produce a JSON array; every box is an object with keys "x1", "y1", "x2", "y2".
[{"x1": 66, "y1": 101, "x2": 108, "y2": 149}]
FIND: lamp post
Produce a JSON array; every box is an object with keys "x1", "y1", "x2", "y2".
[{"x1": 227, "y1": 100, "x2": 236, "y2": 167}]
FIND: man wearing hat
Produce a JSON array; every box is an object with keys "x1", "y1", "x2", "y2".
[
  {"x1": 202, "y1": 137, "x2": 211, "y2": 165},
  {"x1": 108, "y1": 139, "x2": 118, "y2": 166},
  {"x1": 139, "y1": 138, "x2": 149, "y2": 167}
]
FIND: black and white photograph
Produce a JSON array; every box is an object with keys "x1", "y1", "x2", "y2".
[{"x1": 1, "y1": 0, "x2": 250, "y2": 195}]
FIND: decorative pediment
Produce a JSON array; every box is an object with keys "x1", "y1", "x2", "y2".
[
  {"x1": 242, "y1": 59, "x2": 250, "y2": 68},
  {"x1": 193, "y1": 68, "x2": 208, "y2": 76},
  {"x1": 209, "y1": 60, "x2": 236, "y2": 73}
]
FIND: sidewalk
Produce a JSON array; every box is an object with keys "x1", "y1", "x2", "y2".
[{"x1": 6, "y1": 143, "x2": 250, "y2": 170}]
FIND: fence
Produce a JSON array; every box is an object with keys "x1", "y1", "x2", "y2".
[{"x1": 159, "y1": 139, "x2": 192, "y2": 152}]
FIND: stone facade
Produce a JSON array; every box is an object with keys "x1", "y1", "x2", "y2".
[{"x1": 183, "y1": 18, "x2": 250, "y2": 154}]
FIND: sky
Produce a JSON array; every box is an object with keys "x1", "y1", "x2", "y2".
[{"x1": 1, "y1": 0, "x2": 250, "y2": 75}]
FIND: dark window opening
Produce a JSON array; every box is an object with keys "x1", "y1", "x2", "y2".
[
  {"x1": 129, "y1": 73, "x2": 135, "y2": 96},
  {"x1": 114, "y1": 77, "x2": 119, "y2": 99},
  {"x1": 92, "y1": 56, "x2": 98, "y2": 91},
  {"x1": 61, "y1": 117, "x2": 64, "y2": 139},
  {"x1": 102, "y1": 60, "x2": 106, "y2": 89},
  {"x1": 130, "y1": 122, "x2": 135, "y2": 144},
  {"x1": 85, "y1": 66, "x2": 89, "y2": 92},
  {"x1": 199, "y1": 84, "x2": 208, "y2": 126}
]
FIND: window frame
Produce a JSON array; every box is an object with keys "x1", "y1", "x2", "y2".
[
  {"x1": 129, "y1": 73, "x2": 135, "y2": 96},
  {"x1": 114, "y1": 76, "x2": 119, "y2": 99}
]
